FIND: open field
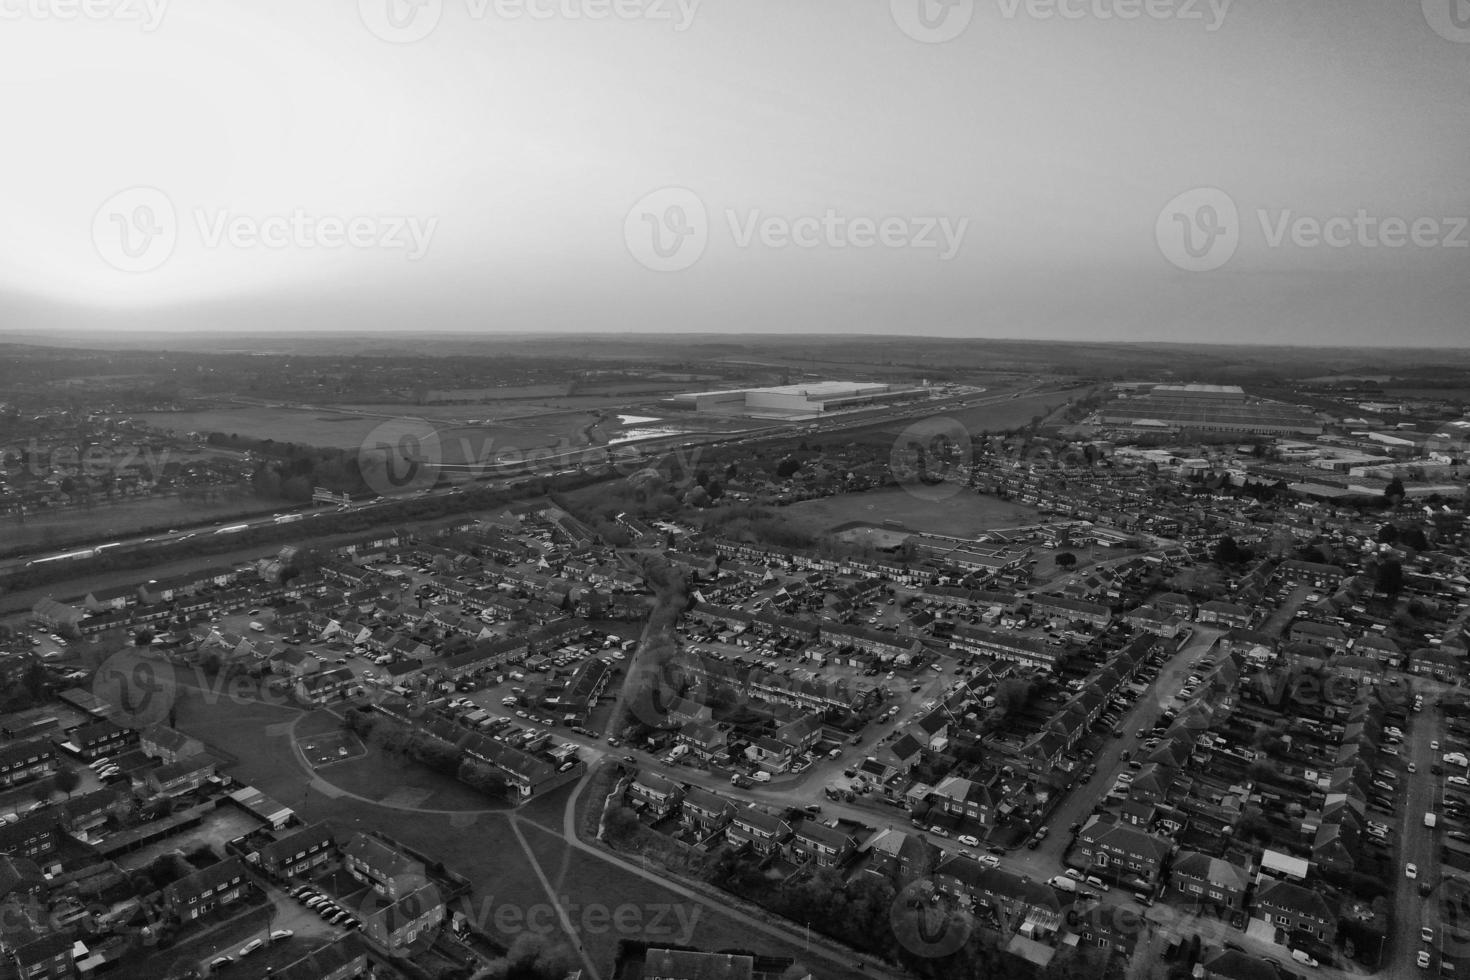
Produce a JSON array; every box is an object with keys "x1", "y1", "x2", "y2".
[
  {"x1": 135, "y1": 407, "x2": 601, "y2": 455},
  {"x1": 781, "y1": 487, "x2": 1040, "y2": 539},
  {"x1": 0, "y1": 490, "x2": 270, "y2": 553},
  {"x1": 335, "y1": 403, "x2": 569, "y2": 421}
]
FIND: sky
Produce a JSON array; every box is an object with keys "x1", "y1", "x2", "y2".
[{"x1": 0, "y1": 0, "x2": 1467, "y2": 345}]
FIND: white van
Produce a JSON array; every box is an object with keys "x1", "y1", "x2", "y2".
[{"x1": 249, "y1": 622, "x2": 266, "y2": 633}]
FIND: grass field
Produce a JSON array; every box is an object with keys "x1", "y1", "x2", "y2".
[
  {"x1": 782, "y1": 487, "x2": 1040, "y2": 539},
  {"x1": 135, "y1": 407, "x2": 600, "y2": 454}
]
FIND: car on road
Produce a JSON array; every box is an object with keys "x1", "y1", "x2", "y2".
[
  {"x1": 1433, "y1": 741, "x2": 1442, "y2": 750},
  {"x1": 239, "y1": 939, "x2": 264, "y2": 956},
  {"x1": 957, "y1": 835, "x2": 980, "y2": 847},
  {"x1": 271, "y1": 929, "x2": 294, "y2": 941},
  {"x1": 1424, "y1": 927, "x2": 1435, "y2": 942},
  {"x1": 1420, "y1": 951, "x2": 1433, "y2": 969},
  {"x1": 929, "y1": 825, "x2": 949, "y2": 837},
  {"x1": 1064, "y1": 868, "x2": 1084, "y2": 880},
  {"x1": 1407, "y1": 863, "x2": 1419, "y2": 879},
  {"x1": 209, "y1": 955, "x2": 233, "y2": 969},
  {"x1": 1290, "y1": 950, "x2": 1318, "y2": 968}
]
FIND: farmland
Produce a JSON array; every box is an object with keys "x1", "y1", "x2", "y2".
[{"x1": 781, "y1": 487, "x2": 1040, "y2": 539}]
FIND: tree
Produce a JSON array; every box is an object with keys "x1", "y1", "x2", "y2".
[
  {"x1": 1384, "y1": 477, "x2": 1405, "y2": 505},
  {"x1": 775, "y1": 456, "x2": 802, "y2": 479},
  {"x1": 53, "y1": 765, "x2": 81, "y2": 799},
  {"x1": 134, "y1": 628, "x2": 155, "y2": 647},
  {"x1": 1376, "y1": 524, "x2": 1399, "y2": 544},
  {"x1": 1054, "y1": 551, "x2": 1077, "y2": 569},
  {"x1": 1375, "y1": 560, "x2": 1404, "y2": 596}
]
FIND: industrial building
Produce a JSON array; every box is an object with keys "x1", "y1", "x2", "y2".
[
  {"x1": 1099, "y1": 384, "x2": 1323, "y2": 436},
  {"x1": 663, "y1": 381, "x2": 928, "y2": 419}
]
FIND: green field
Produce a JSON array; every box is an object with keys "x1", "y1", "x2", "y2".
[
  {"x1": 782, "y1": 487, "x2": 1040, "y2": 539},
  {"x1": 135, "y1": 406, "x2": 601, "y2": 456}
]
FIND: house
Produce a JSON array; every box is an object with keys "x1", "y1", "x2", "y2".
[
  {"x1": 1197, "y1": 600, "x2": 1254, "y2": 629},
  {"x1": 65, "y1": 720, "x2": 134, "y2": 761},
  {"x1": 1032, "y1": 595, "x2": 1112, "y2": 628},
  {"x1": 58, "y1": 787, "x2": 129, "y2": 833},
  {"x1": 863, "y1": 828, "x2": 939, "y2": 883},
  {"x1": 138, "y1": 725, "x2": 205, "y2": 763},
  {"x1": 725, "y1": 806, "x2": 792, "y2": 855},
  {"x1": 681, "y1": 787, "x2": 738, "y2": 836},
  {"x1": 1068, "y1": 902, "x2": 1145, "y2": 956},
  {"x1": 0, "y1": 814, "x2": 57, "y2": 862},
  {"x1": 675, "y1": 721, "x2": 728, "y2": 761},
  {"x1": 7, "y1": 933, "x2": 77, "y2": 980},
  {"x1": 258, "y1": 822, "x2": 337, "y2": 878},
  {"x1": 1170, "y1": 850, "x2": 1249, "y2": 910},
  {"x1": 360, "y1": 883, "x2": 445, "y2": 952},
  {"x1": 145, "y1": 753, "x2": 219, "y2": 796},
  {"x1": 928, "y1": 775, "x2": 995, "y2": 827},
  {"x1": 31, "y1": 598, "x2": 84, "y2": 632},
  {"x1": 163, "y1": 857, "x2": 250, "y2": 922},
  {"x1": 296, "y1": 667, "x2": 358, "y2": 705},
  {"x1": 1072, "y1": 820, "x2": 1172, "y2": 886},
  {"x1": 0, "y1": 738, "x2": 57, "y2": 789},
  {"x1": 273, "y1": 934, "x2": 370, "y2": 980},
  {"x1": 627, "y1": 772, "x2": 684, "y2": 819},
  {"x1": 1254, "y1": 877, "x2": 1337, "y2": 944},
  {"x1": 932, "y1": 856, "x2": 1064, "y2": 937},
  {"x1": 787, "y1": 821, "x2": 857, "y2": 869},
  {"x1": 342, "y1": 833, "x2": 425, "y2": 899}
]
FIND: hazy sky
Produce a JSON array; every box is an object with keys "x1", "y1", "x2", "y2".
[{"x1": 1, "y1": 0, "x2": 1467, "y2": 345}]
